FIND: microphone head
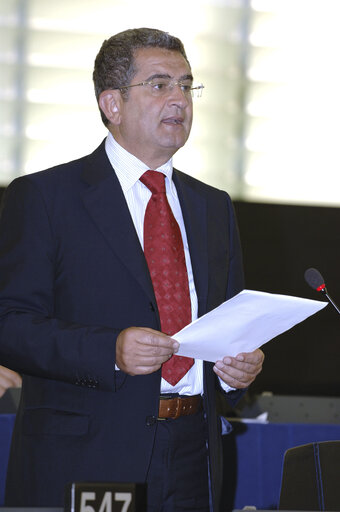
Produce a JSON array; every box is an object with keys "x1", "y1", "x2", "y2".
[{"x1": 304, "y1": 267, "x2": 326, "y2": 292}]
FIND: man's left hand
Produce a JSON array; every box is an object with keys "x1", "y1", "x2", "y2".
[{"x1": 213, "y1": 348, "x2": 264, "y2": 389}]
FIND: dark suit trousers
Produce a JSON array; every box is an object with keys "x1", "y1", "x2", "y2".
[{"x1": 146, "y1": 410, "x2": 210, "y2": 512}]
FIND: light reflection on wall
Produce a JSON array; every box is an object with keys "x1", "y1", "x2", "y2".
[
  {"x1": 1, "y1": 0, "x2": 340, "y2": 206},
  {"x1": 0, "y1": 0, "x2": 246, "y2": 199},
  {"x1": 244, "y1": 0, "x2": 340, "y2": 205}
]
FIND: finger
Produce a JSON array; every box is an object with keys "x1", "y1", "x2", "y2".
[
  {"x1": 139, "y1": 328, "x2": 180, "y2": 351},
  {"x1": 117, "y1": 328, "x2": 174, "y2": 356},
  {"x1": 224, "y1": 359, "x2": 262, "y2": 377},
  {"x1": 124, "y1": 352, "x2": 174, "y2": 376},
  {"x1": 213, "y1": 363, "x2": 256, "y2": 388},
  {"x1": 221, "y1": 353, "x2": 263, "y2": 375},
  {"x1": 116, "y1": 327, "x2": 180, "y2": 375},
  {"x1": 214, "y1": 361, "x2": 253, "y2": 384},
  {"x1": 215, "y1": 356, "x2": 262, "y2": 383},
  {"x1": 129, "y1": 351, "x2": 173, "y2": 366},
  {"x1": 235, "y1": 349, "x2": 264, "y2": 366},
  {"x1": 130, "y1": 340, "x2": 177, "y2": 359}
]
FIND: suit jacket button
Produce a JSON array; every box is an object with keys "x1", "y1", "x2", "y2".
[{"x1": 146, "y1": 415, "x2": 157, "y2": 426}]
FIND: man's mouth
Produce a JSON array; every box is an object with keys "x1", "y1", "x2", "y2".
[{"x1": 162, "y1": 117, "x2": 184, "y2": 125}]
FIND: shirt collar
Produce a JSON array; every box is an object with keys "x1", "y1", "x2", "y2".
[{"x1": 105, "y1": 132, "x2": 174, "y2": 194}]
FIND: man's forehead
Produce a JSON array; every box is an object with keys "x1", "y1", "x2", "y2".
[{"x1": 133, "y1": 47, "x2": 191, "y2": 74}]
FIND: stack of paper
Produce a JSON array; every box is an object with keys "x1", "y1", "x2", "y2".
[{"x1": 175, "y1": 290, "x2": 327, "y2": 362}]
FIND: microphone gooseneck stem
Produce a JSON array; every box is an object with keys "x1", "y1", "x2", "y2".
[{"x1": 321, "y1": 289, "x2": 340, "y2": 315}]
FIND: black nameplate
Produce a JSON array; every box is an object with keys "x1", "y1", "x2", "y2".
[{"x1": 65, "y1": 482, "x2": 147, "y2": 512}]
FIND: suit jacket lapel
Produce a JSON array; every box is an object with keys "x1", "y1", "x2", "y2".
[
  {"x1": 173, "y1": 170, "x2": 209, "y2": 317},
  {"x1": 80, "y1": 142, "x2": 209, "y2": 315},
  {"x1": 80, "y1": 141, "x2": 156, "y2": 304}
]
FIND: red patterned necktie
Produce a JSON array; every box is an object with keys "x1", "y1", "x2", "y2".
[{"x1": 140, "y1": 170, "x2": 194, "y2": 385}]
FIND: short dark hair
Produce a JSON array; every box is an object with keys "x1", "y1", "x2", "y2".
[{"x1": 93, "y1": 27, "x2": 190, "y2": 126}]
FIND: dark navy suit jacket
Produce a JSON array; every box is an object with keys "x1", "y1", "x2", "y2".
[{"x1": 0, "y1": 140, "x2": 244, "y2": 510}]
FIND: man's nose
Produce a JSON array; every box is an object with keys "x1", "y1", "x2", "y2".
[{"x1": 167, "y1": 84, "x2": 190, "y2": 106}]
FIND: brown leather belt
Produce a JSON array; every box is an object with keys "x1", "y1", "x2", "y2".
[{"x1": 158, "y1": 394, "x2": 202, "y2": 420}]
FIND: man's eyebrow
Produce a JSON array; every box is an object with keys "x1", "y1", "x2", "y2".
[
  {"x1": 145, "y1": 73, "x2": 194, "y2": 82},
  {"x1": 179, "y1": 73, "x2": 194, "y2": 82}
]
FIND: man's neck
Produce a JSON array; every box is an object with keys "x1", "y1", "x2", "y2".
[{"x1": 109, "y1": 129, "x2": 176, "y2": 169}]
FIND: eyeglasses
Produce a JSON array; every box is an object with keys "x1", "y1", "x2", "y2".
[{"x1": 115, "y1": 78, "x2": 204, "y2": 98}]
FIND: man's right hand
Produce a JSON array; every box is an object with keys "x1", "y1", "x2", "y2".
[{"x1": 116, "y1": 327, "x2": 179, "y2": 375}]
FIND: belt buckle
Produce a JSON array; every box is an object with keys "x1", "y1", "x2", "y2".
[{"x1": 158, "y1": 395, "x2": 180, "y2": 420}]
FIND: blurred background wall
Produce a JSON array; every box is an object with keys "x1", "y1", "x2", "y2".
[{"x1": 2, "y1": 0, "x2": 340, "y2": 205}]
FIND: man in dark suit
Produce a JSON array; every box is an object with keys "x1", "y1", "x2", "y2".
[{"x1": 0, "y1": 28, "x2": 263, "y2": 511}]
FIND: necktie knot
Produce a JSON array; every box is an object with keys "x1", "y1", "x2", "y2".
[{"x1": 140, "y1": 170, "x2": 166, "y2": 195}]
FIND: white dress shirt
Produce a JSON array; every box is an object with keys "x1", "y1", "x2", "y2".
[{"x1": 105, "y1": 133, "x2": 232, "y2": 395}]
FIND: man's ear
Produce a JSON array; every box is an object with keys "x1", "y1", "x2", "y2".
[{"x1": 99, "y1": 90, "x2": 122, "y2": 125}]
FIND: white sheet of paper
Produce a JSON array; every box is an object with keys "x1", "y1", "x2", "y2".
[{"x1": 174, "y1": 289, "x2": 327, "y2": 362}]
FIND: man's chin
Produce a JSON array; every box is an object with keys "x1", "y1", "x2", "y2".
[{"x1": 160, "y1": 133, "x2": 190, "y2": 152}]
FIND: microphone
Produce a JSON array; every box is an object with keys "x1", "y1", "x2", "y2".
[{"x1": 304, "y1": 267, "x2": 340, "y2": 315}]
